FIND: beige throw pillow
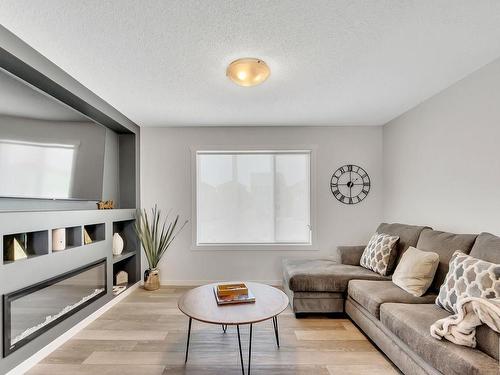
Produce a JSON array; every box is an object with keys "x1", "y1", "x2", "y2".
[{"x1": 393, "y1": 246, "x2": 439, "y2": 297}]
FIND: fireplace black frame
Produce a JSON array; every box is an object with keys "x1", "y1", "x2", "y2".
[{"x1": 3, "y1": 258, "x2": 107, "y2": 357}]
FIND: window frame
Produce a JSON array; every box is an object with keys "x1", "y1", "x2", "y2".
[{"x1": 191, "y1": 145, "x2": 318, "y2": 251}]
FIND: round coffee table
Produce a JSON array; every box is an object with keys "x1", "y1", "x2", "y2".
[{"x1": 178, "y1": 282, "x2": 289, "y2": 375}]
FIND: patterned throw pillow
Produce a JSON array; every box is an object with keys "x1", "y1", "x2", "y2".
[
  {"x1": 360, "y1": 233, "x2": 400, "y2": 276},
  {"x1": 436, "y1": 251, "x2": 500, "y2": 313}
]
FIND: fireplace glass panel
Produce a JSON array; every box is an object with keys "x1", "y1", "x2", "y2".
[{"x1": 4, "y1": 260, "x2": 106, "y2": 355}]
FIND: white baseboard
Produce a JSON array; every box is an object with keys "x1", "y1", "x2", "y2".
[
  {"x1": 6, "y1": 282, "x2": 140, "y2": 375},
  {"x1": 161, "y1": 279, "x2": 283, "y2": 287}
]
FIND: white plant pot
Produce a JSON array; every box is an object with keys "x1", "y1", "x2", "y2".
[
  {"x1": 52, "y1": 228, "x2": 66, "y2": 251},
  {"x1": 112, "y1": 233, "x2": 124, "y2": 255}
]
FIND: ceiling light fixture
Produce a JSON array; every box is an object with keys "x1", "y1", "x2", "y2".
[{"x1": 226, "y1": 58, "x2": 270, "y2": 87}]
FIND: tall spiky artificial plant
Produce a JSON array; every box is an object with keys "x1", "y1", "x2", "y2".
[{"x1": 134, "y1": 205, "x2": 188, "y2": 271}]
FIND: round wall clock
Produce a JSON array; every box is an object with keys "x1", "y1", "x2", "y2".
[{"x1": 330, "y1": 164, "x2": 370, "y2": 205}]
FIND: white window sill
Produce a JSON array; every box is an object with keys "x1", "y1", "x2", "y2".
[{"x1": 191, "y1": 243, "x2": 319, "y2": 251}]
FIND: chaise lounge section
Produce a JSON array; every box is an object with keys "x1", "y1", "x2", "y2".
[
  {"x1": 282, "y1": 223, "x2": 500, "y2": 375},
  {"x1": 282, "y1": 223, "x2": 429, "y2": 313}
]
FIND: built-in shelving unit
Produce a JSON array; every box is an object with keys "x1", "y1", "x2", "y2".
[{"x1": 0, "y1": 25, "x2": 140, "y2": 373}]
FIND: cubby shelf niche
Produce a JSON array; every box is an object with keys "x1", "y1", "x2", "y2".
[
  {"x1": 3, "y1": 230, "x2": 49, "y2": 264},
  {"x1": 112, "y1": 218, "x2": 140, "y2": 296},
  {"x1": 52, "y1": 226, "x2": 83, "y2": 252},
  {"x1": 83, "y1": 223, "x2": 105, "y2": 245}
]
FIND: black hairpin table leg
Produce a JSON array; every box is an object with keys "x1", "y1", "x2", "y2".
[
  {"x1": 237, "y1": 325, "x2": 245, "y2": 375},
  {"x1": 248, "y1": 323, "x2": 253, "y2": 375},
  {"x1": 184, "y1": 317, "x2": 192, "y2": 363},
  {"x1": 272, "y1": 316, "x2": 280, "y2": 347}
]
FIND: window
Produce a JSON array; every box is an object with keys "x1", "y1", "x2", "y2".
[{"x1": 195, "y1": 150, "x2": 312, "y2": 246}]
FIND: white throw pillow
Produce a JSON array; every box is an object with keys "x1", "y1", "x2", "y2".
[
  {"x1": 360, "y1": 233, "x2": 399, "y2": 276},
  {"x1": 393, "y1": 246, "x2": 439, "y2": 297}
]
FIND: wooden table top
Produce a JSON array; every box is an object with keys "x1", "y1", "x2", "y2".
[{"x1": 178, "y1": 282, "x2": 289, "y2": 325}]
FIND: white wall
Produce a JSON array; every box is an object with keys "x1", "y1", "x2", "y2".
[
  {"x1": 383, "y1": 58, "x2": 500, "y2": 235},
  {"x1": 141, "y1": 126, "x2": 383, "y2": 284}
]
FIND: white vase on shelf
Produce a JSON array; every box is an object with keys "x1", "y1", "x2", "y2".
[
  {"x1": 112, "y1": 233, "x2": 124, "y2": 256},
  {"x1": 52, "y1": 228, "x2": 66, "y2": 251}
]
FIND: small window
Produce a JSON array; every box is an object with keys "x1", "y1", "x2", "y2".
[{"x1": 196, "y1": 150, "x2": 312, "y2": 246}]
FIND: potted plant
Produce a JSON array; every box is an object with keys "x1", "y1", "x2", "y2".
[{"x1": 135, "y1": 205, "x2": 188, "y2": 291}]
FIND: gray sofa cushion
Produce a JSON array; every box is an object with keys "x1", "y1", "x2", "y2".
[
  {"x1": 283, "y1": 258, "x2": 389, "y2": 292},
  {"x1": 476, "y1": 324, "x2": 500, "y2": 361},
  {"x1": 416, "y1": 229, "x2": 477, "y2": 291},
  {"x1": 348, "y1": 280, "x2": 437, "y2": 318},
  {"x1": 470, "y1": 232, "x2": 500, "y2": 264},
  {"x1": 380, "y1": 303, "x2": 499, "y2": 375},
  {"x1": 335, "y1": 245, "x2": 366, "y2": 266},
  {"x1": 376, "y1": 223, "x2": 431, "y2": 272}
]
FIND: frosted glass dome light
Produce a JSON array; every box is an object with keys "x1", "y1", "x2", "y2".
[{"x1": 226, "y1": 58, "x2": 270, "y2": 87}]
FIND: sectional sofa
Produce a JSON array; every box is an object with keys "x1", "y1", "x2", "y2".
[{"x1": 282, "y1": 223, "x2": 499, "y2": 375}]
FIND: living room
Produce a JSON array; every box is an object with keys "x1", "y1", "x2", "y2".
[{"x1": 0, "y1": 2, "x2": 498, "y2": 375}]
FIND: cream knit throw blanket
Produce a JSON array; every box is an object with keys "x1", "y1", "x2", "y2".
[{"x1": 430, "y1": 297, "x2": 500, "y2": 347}]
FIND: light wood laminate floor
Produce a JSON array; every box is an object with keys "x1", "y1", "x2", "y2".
[{"x1": 27, "y1": 286, "x2": 399, "y2": 375}]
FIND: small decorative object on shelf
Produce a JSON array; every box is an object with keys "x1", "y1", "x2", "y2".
[
  {"x1": 135, "y1": 205, "x2": 188, "y2": 291},
  {"x1": 97, "y1": 200, "x2": 114, "y2": 209},
  {"x1": 112, "y1": 285, "x2": 127, "y2": 296},
  {"x1": 214, "y1": 283, "x2": 255, "y2": 305},
  {"x1": 115, "y1": 270, "x2": 128, "y2": 286},
  {"x1": 5, "y1": 235, "x2": 28, "y2": 261},
  {"x1": 52, "y1": 228, "x2": 66, "y2": 251},
  {"x1": 83, "y1": 228, "x2": 93, "y2": 245},
  {"x1": 112, "y1": 233, "x2": 124, "y2": 255}
]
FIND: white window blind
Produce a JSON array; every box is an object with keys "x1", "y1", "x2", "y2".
[{"x1": 196, "y1": 151, "x2": 311, "y2": 245}]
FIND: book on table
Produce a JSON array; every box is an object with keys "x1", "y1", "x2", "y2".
[{"x1": 214, "y1": 283, "x2": 256, "y2": 305}]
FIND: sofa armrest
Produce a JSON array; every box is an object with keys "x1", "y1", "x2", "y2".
[{"x1": 335, "y1": 245, "x2": 366, "y2": 265}]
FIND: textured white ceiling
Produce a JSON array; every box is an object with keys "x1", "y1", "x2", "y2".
[{"x1": 1, "y1": 1, "x2": 500, "y2": 127}]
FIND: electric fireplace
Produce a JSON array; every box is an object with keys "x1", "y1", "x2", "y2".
[{"x1": 3, "y1": 258, "x2": 107, "y2": 356}]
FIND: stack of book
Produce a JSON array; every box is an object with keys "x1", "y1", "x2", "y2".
[{"x1": 213, "y1": 283, "x2": 256, "y2": 305}]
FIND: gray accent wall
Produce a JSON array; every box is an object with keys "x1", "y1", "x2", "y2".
[
  {"x1": 102, "y1": 128, "x2": 120, "y2": 204},
  {"x1": 0, "y1": 115, "x2": 106, "y2": 201},
  {"x1": 383, "y1": 57, "x2": 500, "y2": 234},
  {"x1": 0, "y1": 121, "x2": 122, "y2": 212}
]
